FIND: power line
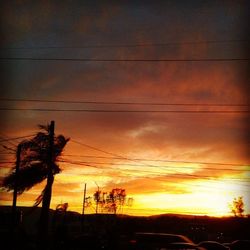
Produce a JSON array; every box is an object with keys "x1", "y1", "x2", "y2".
[
  {"x1": 65, "y1": 141, "x2": 250, "y2": 189},
  {"x1": 2, "y1": 152, "x2": 242, "y2": 196},
  {"x1": 0, "y1": 108, "x2": 248, "y2": 113},
  {"x1": 0, "y1": 136, "x2": 17, "y2": 148},
  {"x1": 6, "y1": 136, "x2": 246, "y2": 172},
  {"x1": 60, "y1": 159, "x2": 250, "y2": 182},
  {"x1": 1, "y1": 57, "x2": 249, "y2": 62},
  {"x1": 62, "y1": 154, "x2": 249, "y2": 167},
  {"x1": 2, "y1": 138, "x2": 246, "y2": 182},
  {"x1": 70, "y1": 140, "x2": 250, "y2": 168},
  {"x1": 0, "y1": 144, "x2": 16, "y2": 152},
  {"x1": 59, "y1": 161, "x2": 250, "y2": 190},
  {"x1": 71, "y1": 139, "x2": 183, "y2": 173},
  {"x1": 0, "y1": 98, "x2": 248, "y2": 107},
  {"x1": 70, "y1": 140, "x2": 130, "y2": 164},
  {"x1": 60, "y1": 158, "x2": 249, "y2": 172},
  {"x1": 60, "y1": 159, "x2": 250, "y2": 179},
  {"x1": 3, "y1": 157, "x2": 246, "y2": 182},
  {"x1": 0, "y1": 134, "x2": 35, "y2": 143},
  {"x1": 59, "y1": 161, "x2": 250, "y2": 187},
  {"x1": 1, "y1": 39, "x2": 249, "y2": 49}
]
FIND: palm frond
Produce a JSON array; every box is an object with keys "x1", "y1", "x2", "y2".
[
  {"x1": 54, "y1": 135, "x2": 70, "y2": 157},
  {"x1": 2, "y1": 163, "x2": 48, "y2": 194},
  {"x1": 38, "y1": 124, "x2": 50, "y2": 132},
  {"x1": 34, "y1": 187, "x2": 46, "y2": 207},
  {"x1": 1, "y1": 124, "x2": 69, "y2": 194}
]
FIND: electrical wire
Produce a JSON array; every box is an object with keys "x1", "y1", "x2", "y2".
[
  {"x1": 0, "y1": 108, "x2": 248, "y2": 113},
  {"x1": 60, "y1": 157, "x2": 249, "y2": 172},
  {"x1": 1, "y1": 57, "x2": 249, "y2": 62},
  {"x1": 61, "y1": 154, "x2": 249, "y2": 168},
  {"x1": 59, "y1": 161, "x2": 250, "y2": 191},
  {"x1": 59, "y1": 159, "x2": 250, "y2": 182},
  {"x1": 0, "y1": 98, "x2": 248, "y2": 107},
  {"x1": 0, "y1": 134, "x2": 36, "y2": 143},
  {"x1": 70, "y1": 141, "x2": 250, "y2": 168},
  {"x1": 2, "y1": 39, "x2": 249, "y2": 50}
]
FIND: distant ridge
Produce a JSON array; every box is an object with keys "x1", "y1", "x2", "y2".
[{"x1": 0, "y1": 205, "x2": 233, "y2": 219}]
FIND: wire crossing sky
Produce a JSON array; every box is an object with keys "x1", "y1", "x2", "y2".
[
  {"x1": 1, "y1": 38, "x2": 249, "y2": 49},
  {"x1": 1, "y1": 57, "x2": 249, "y2": 62},
  {"x1": 0, "y1": 98, "x2": 249, "y2": 106}
]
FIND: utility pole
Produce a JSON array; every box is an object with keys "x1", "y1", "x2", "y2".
[
  {"x1": 95, "y1": 182, "x2": 99, "y2": 214},
  {"x1": 82, "y1": 183, "x2": 87, "y2": 215},
  {"x1": 38, "y1": 120, "x2": 55, "y2": 247},
  {"x1": 12, "y1": 144, "x2": 21, "y2": 230},
  {"x1": 81, "y1": 183, "x2": 87, "y2": 231}
]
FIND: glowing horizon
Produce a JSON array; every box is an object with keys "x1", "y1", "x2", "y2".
[{"x1": 1, "y1": 157, "x2": 249, "y2": 217}]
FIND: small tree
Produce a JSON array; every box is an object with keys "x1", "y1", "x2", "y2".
[
  {"x1": 106, "y1": 188, "x2": 126, "y2": 214},
  {"x1": 230, "y1": 196, "x2": 245, "y2": 217},
  {"x1": 93, "y1": 188, "x2": 132, "y2": 214}
]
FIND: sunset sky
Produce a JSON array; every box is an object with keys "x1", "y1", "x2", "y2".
[{"x1": 0, "y1": 0, "x2": 249, "y2": 217}]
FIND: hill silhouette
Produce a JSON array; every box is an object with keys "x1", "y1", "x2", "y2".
[{"x1": 1, "y1": 205, "x2": 249, "y2": 243}]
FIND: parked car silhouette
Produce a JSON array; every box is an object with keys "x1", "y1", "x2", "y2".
[
  {"x1": 198, "y1": 241, "x2": 229, "y2": 250},
  {"x1": 166, "y1": 242, "x2": 205, "y2": 249},
  {"x1": 229, "y1": 240, "x2": 250, "y2": 250},
  {"x1": 128, "y1": 232, "x2": 204, "y2": 249}
]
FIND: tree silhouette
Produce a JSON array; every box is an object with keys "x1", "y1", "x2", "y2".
[
  {"x1": 93, "y1": 188, "x2": 128, "y2": 214},
  {"x1": 2, "y1": 122, "x2": 69, "y2": 243},
  {"x1": 230, "y1": 196, "x2": 245, "y2": 217},
  {"x1": 106, "y1": 188, "x2": 126, "y2": 214}
]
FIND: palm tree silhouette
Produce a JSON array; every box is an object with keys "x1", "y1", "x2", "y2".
[{"x1": 2, "y1": 122, "x2": 69, "y2": 243}]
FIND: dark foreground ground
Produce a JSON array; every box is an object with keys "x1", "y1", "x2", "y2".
[{"x1": 0, "y1": 206, "x2": 249, "y2": 250}]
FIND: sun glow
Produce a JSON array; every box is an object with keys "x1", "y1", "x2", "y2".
[
  {"x1": 1, "y1": 138, "x2": 249, "y2": 217},
  {"x1": 1, "y1": 173, "x2": 249, "y2": 217}
]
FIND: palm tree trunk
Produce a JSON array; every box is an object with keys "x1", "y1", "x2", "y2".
[
  {"x1": 37, "y1": 175, "x2": 54, "y2": 248},
  {"x1": 39, "y1": 175, "x2": 54, "y2": 229},
  {"x1": 11, "y1": 144, "x2": 21, "y2": 230},
  {"x1": 37, "y1": 121, "x2": 55, "y2": 249}
]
